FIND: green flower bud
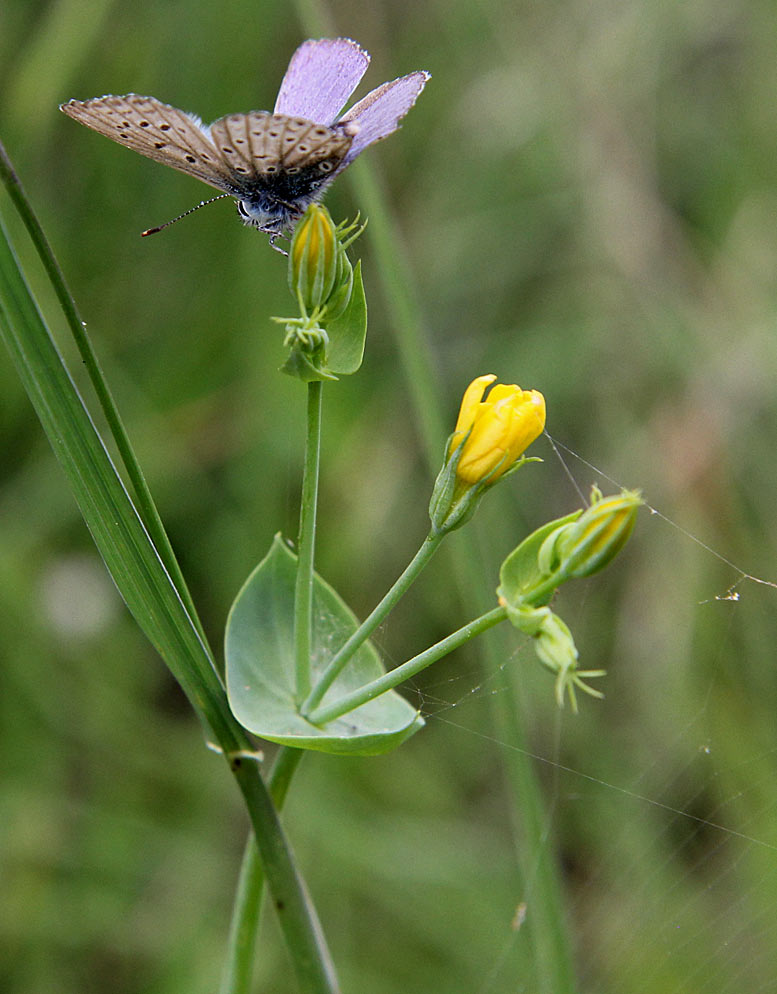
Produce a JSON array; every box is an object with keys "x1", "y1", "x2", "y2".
[
  {"x1": 320, "y1": 250, "x2": 354, "y2": 321},
  {"x1": 503, "y1": 603, "x2": 604, "y2": 711},
  {"x1": 288, "y1": 204, "x2": 341, "y2": 316},
  {"x1": 550, "y1": 487, "x2": 642, "y2": 580}
]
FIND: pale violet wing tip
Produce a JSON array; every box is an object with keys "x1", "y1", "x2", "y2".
[
  {"x1": 339, "y1": 71, "x2": 430, "y2": 164},
  {"x1": 273, "y1": 37, "x2": 370, "y2": 125}
]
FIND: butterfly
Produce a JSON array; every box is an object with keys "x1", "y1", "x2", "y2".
[{"x1": 60, "y1": 38, "x2": 429, "y2": 243}]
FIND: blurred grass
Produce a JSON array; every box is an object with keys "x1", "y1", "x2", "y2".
[{"x1": 3, "y1": 0, "x2": 777, "y2": 992}]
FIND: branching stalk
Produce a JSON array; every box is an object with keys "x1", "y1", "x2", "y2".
[
  {"x1": 301, "y1": 530, "x2": 443, "y2": 715},
  {"x1": 308, "y1": 605, "x2": 506, "y2": 726}
]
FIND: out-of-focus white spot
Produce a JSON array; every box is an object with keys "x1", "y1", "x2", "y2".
[{"x1": 40, "y1": 554, "x2": 119, "y2": 639}]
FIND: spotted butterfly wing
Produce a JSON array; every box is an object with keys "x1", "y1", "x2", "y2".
[
  {"x1": 208, "y1": 111, "x2": 355, "y2": 227},
  {"x1": 60, "y1": 94, "x2": 356, "y2": 231},
  {"x1": 60, "y1": 95, "x2": 235, "y2": 191}
]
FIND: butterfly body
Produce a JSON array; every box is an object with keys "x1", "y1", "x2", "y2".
[
  {"x1": 60, "y1": 38, "x2": 429, "y2": 241},
  {"x1": 232, "y1": 165, "x2": 334, "y2": 232},
  {"x1": 209, "y1": 112, "x2": 359, "y2": 231}
]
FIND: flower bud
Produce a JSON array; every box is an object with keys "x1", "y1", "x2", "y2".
[
  {"x1": 450, "y1": 375, "x2": 546, "y2": 485},
  {"x1": 503, "y1": 603, "x2": 604, "y2": 711},
  {"x1": 550, "y1": 487, "x2": 642, "y2": 580},
  {"x1": 320, "y1": 248, "x2": 354, "y2": 322},
  {"x1": 428, "y1": 375, "x2": 545, "y2": 534},
  {"x1": 532, "y1": 609, "x2": 578, "y2": 670},
  {"x1": 288, "y1": 204, "x2": 340, "y2": 316}
]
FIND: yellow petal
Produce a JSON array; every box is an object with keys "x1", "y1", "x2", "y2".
[{"x1": 453, "y1": 374, "x2": 497, "y2": 435}]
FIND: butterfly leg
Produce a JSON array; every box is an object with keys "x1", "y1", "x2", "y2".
[{"x1": 267, "y1": 231, "x2": 289, "y2": 256}]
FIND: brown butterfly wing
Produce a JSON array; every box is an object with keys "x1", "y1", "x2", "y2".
[
  {"x1": 207, "y1": 112, "x2": 354, "y2": 182},
  {"x1": 60, "y1": 94, "x2": 235, "y2": 193}
]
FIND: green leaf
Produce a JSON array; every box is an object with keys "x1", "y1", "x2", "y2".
[
  {"x1": 324, "y1": 260, "x2": 367, "y2": 375},
  {"x1": 226, "y1": 535, "x2": 424, "y2": 755},
  {"x1": 498, "y1": 510, "x2": 581, "y2": 608}
]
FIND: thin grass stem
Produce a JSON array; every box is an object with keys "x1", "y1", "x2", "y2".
[{"x1": 0, "y1": 139, "x2": 210, "y2": 651}]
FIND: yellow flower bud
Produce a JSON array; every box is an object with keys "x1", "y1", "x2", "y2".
[
  {"x1": 289, "y1": 204, "x2": 338, "y2": 314},
  {"x1": 555, "y1": 488, "x2": 642, "y2": 579},
  {"x1": 450, "y1": 375, "x2": 546, "y2": 485}
]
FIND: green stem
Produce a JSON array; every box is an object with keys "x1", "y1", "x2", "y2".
[
  {"x1": 295, "y1": 381, "x2": 323, "y2": 701},
  {"x1": 308, "y1": 605, "x2": 506, "y2": 726},
  {"x1": 228, "y1": 756, "x2": 339, "y2": 994},
  {"x1": 219, "y1": 747, "x2": 305, "y2": 994},
  {"x1": 218, "y1": 831, "x2": 264, "y2": 994},
  {"x1": 301, "y1": 530, "x2": 443, "y2": 716},
  {"x1": 0, "y1": 139, "x2": 210, "y2": 651}
]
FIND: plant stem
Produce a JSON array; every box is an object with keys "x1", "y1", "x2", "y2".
[
  {"x1": 219, "y1": 747, "x2": 305, "y2": 994},
  {"x1": 308, "y1": 605, "x2": 506, "y2": 726},
  {"x1": 229, "y1": 756, "x2": 339, "y2": 994},
  {"x1": 301, "y1": 530, "x2": 443, "y2": 716},
  {"x1": 295, "y1": 381, "x2": 323, "y2": 701},
  {"x1": 218, "y1": 829, "x2": 264, "y2": 994}
]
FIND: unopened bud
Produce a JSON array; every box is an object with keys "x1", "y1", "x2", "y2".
[
  {"x1": 289, "y1": 204, "x2": 340, "y2": 316},
  {"x1": 450, "y1": 375, "x2": 546, "y2": 486},
  {"x1": 544, "y1": 487, "x2": 642, "y2": 580}
]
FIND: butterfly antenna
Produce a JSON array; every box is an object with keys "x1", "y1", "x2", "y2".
[{"x1": 141, "y1": 194, "x2": 232, "y2": 236}]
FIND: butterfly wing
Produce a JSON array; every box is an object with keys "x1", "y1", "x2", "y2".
[
  {"x1": 337, "y1": 71, "x2": 430, "y2": 168},
  {"x1": 60, "y1": 94, "x2": 236, "y2": 193},
  {"x1": 207, "y1": 112, "x2": 354, "y2": 182},
  {"x1": 273, "y1": 37, "x2": 370, "y2": 125}
]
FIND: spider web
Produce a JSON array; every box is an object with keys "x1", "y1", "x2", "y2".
[{"x1": 386, "y1": 436, "x2": 777, "y2": 994}]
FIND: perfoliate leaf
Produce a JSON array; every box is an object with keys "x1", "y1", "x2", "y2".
[{"x1": 225, "y1": 535, "x2": 423, "y2": 755}]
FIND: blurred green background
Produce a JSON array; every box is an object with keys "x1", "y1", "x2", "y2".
[{"x1": 3, "y1": 0, "x2": 777, "y2": 992}]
